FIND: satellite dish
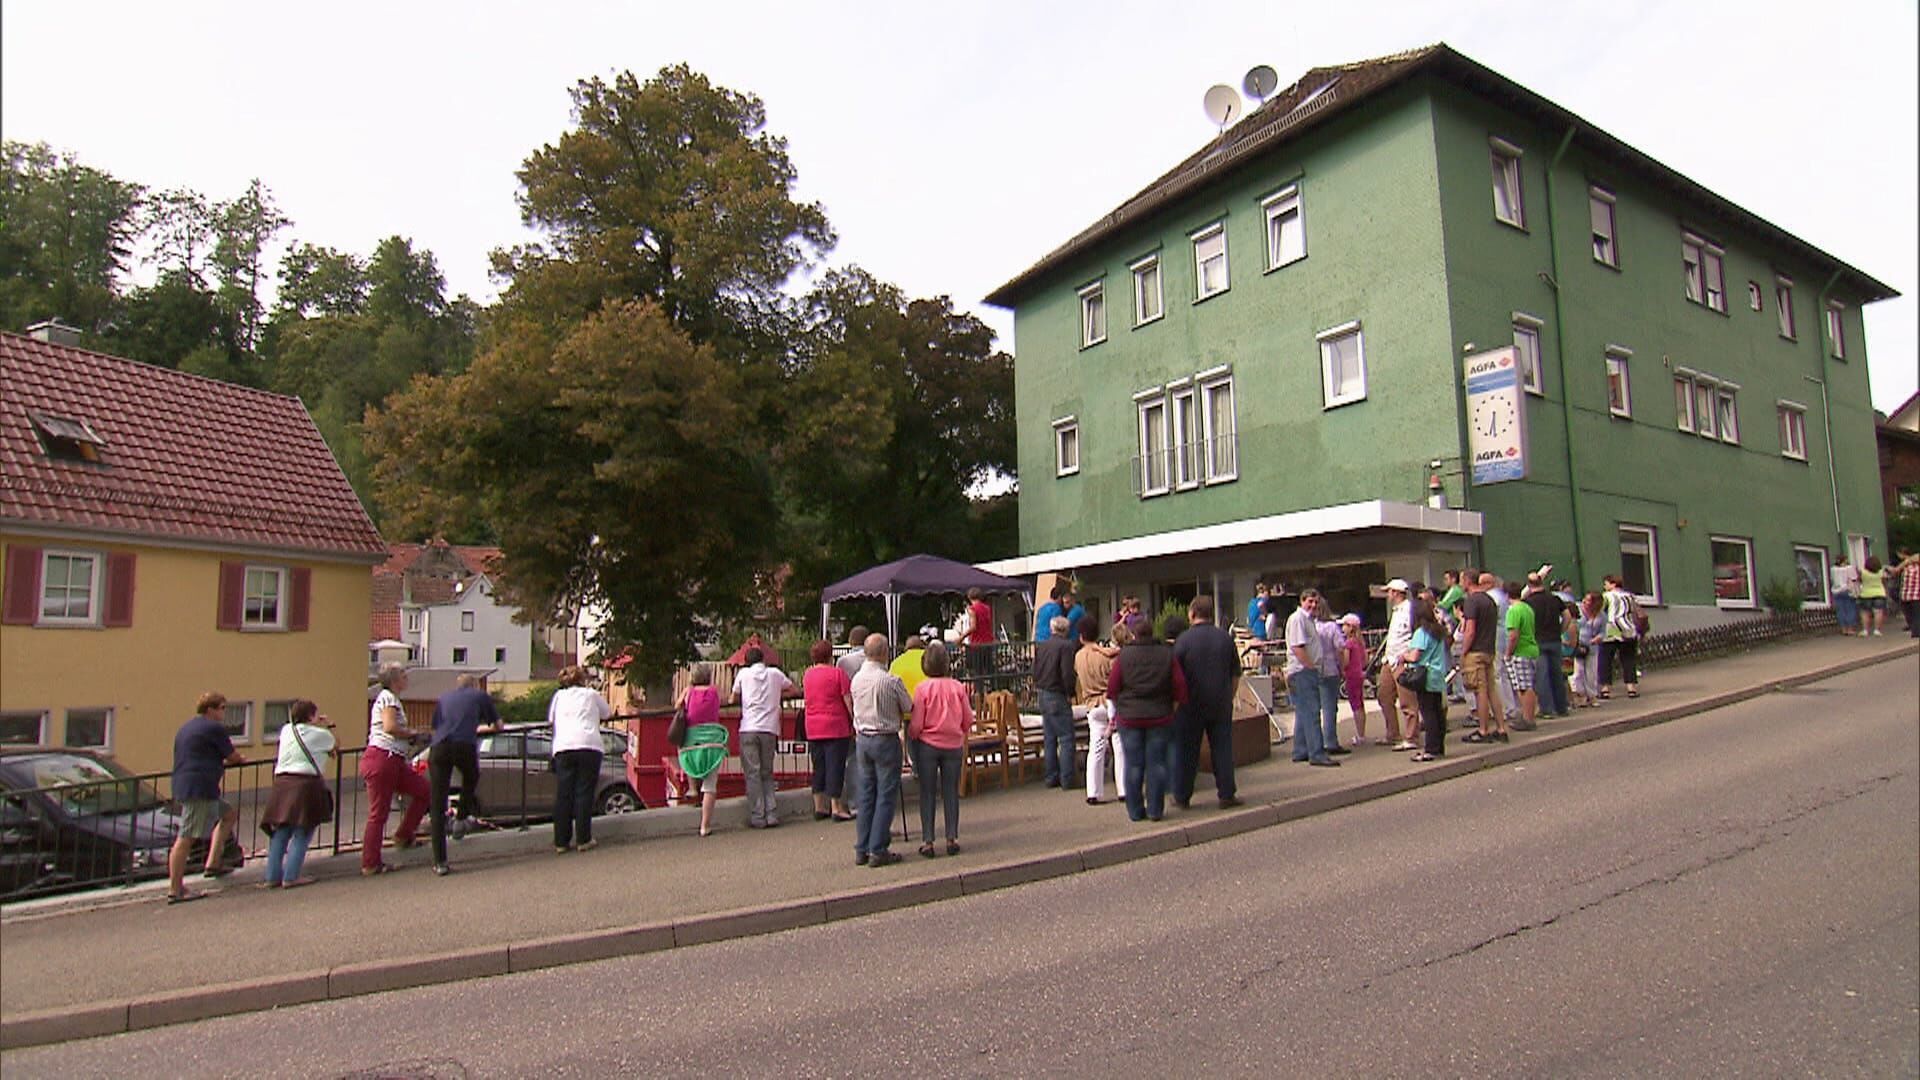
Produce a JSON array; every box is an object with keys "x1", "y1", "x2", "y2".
[
  {"x1": 1243, "y1": 64, "x2": 1279, "y2": 103},
  {"x1": 1203, "y1": 84, "x2": 1242, "y2": 129}
]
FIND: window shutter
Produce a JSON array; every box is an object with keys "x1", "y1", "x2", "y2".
[
  {"x1": 217, "y1": 561, "x2": 245, "y2": 630},
  {"x1": 104, "y1": 553, "x2": 136, "y2": 627},
  {"x1": 2, "y1": 546, "x2": 43, "y2": 625},
  {"x1": 289, "y1": 567, "x2": 312, "y2": 632}
]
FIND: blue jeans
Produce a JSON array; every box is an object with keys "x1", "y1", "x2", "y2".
[
  {"x1": 265, "y1": 824, "x2": 314, "y2": 885},
  {"x1": 1834, "y1": 591, "x2": 1858, "y2": 630},
  {"x1": 1535, "y1": 642, "x2": 1570, "y2": 716},
  {"x1": 853, "y1": 733, "x2": 902, "y2": 857},
  {"x1": 1288, "y1": 669, "x2": 1330, "y2": 762},
  {"x1": 1117, "y1": 724, "x2": 1173, "y2": 821},
  {"x1": 1318, "y1": 671, "x2": 1342, "y2": 749},
  {"x1": 1038, "y1": 689, "x2": 1077, "y2": 786}
]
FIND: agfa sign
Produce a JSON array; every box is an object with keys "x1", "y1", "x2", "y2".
[{"x1": 1464, "y1": 346, "x2": 1527, "y2": 485}]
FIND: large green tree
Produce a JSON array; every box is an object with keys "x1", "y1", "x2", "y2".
[
  {"x1": 491, "y1": 64, "x2": 833, "y2": 352},
  {"x1": 0, "y1": 141, "x2": 144, "y2": 333},
  {"x1": 211, "y1": 178, "x2": 290, "y2": 354},
  {"x1": 365, "y1": 301, "x2": 773, "y2": 680},
  {"x1": 775, "y1": 268, "x2": 1017, "y2": 594}
]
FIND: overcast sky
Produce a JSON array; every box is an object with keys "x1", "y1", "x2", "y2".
[{"x1": 4, "y1": 0, "x2": 1914, "y2": 411}]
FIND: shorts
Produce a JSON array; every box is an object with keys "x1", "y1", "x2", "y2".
[
  {"x1": 1504, "y1": 656, "x2": 1537, "y2": 692},
  {"x1": 178, "y1": 798, "x2": 230, "y2": 838},
  {"x1": 1859, "y1": 596, "x2": 1887, "y2": 612},
  {"x1": 691, "y1": 770, "x2": 722, "y2": 796},
  {"x1": 1460, "y1": 651, "x2": 1496, "y2": 692}
]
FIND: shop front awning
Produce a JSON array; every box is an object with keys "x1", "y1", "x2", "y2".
[{"x1": 977, "y1": 500, "x2": 1482, "y2": 578}]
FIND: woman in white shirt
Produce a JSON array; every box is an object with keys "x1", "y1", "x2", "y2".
[
  {"x1": 259, "y1": 700, "x2": 335, "y2": 888},
  {"x1": 361, "y1": 664, "x2": 431, "y2": 875},
  {"x1": 548, "y1": 665, "x2": 613, "y2": 853}
]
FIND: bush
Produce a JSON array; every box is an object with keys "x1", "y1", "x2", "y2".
[
  {"x1": 1759, "y1": 577, "x2": 1803, "y2": 614},
  {"x1": 1150, "y1": 598, "x2": 1187, "y2": 642},
  {"x1": 496, "y1": 681, "x2": 558, "y2": 725}
]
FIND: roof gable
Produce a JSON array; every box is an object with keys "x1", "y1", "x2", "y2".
[
  {"x1": 986, "y1": 44, "x2": 1896, "y2": 308},
  {"x1": 0, "y1": 332, "x2": 386, "y2": 558}
]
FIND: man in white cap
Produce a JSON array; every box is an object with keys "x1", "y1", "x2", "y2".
[{"x1": 1377, "y1": 579, "x2": 1417, "y2": 748}]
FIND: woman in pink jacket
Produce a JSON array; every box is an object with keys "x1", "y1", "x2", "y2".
[
  {"x1": 1339, "y1": 614, "x2": 1370, "y2": 742},
  {"x1": 908, "y1": 642, "x2": 972, "y2": 858}
]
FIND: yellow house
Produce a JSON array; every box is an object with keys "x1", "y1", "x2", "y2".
[{"x1": 0, "y1": 329, "x2": 387, "y2": 776}]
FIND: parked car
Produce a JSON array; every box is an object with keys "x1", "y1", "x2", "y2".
[
  {"x1": 410, "y1": 724, "x2": 641, "y2": 824},
  {"x1": 0, "y1": 748, "x2": 241, "y2": 901}
]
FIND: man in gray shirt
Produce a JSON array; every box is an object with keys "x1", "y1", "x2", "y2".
[
  {"x1": 1284, "y1": 590, "x2": 1338, "y2": 767},
  {"x1": 850, "y1": 633, "x2": 912, "y2": 867}
]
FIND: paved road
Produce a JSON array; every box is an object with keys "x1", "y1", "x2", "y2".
[{"x1": 6, "y1": 661, "x2": 1915, "y2": 1077}]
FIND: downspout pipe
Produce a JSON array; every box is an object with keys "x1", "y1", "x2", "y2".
[
  {"x1": 1813, "y1": 268, "x2": 1845, "y2": 554},
  {"x1": 1542, "y1": 125, "x2": 1585, "y2": 585}
]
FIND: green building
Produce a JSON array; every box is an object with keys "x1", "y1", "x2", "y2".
[{"x1": 981, "y1": 44, "x2": 1897, "y2": 632}]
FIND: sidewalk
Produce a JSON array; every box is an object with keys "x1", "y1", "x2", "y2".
[{"x1": 3, "y1": 633, "x2": 1913, "y2": 1048}]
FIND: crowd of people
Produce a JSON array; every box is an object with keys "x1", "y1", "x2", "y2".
[{"x1": 159, "y1": 553, "x2": 1916, "y2": 899}]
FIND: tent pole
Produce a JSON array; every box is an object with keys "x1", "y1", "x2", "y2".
[{"x1": 820, "y1": 600, "x2": 830, "y2": 642}]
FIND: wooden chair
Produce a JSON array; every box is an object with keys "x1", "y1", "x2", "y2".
[
  {"x1": 961, "y1": 692, "x2": 1009, "y2": 796},
  {"x1": 998, "y1": 689, "x2": 1045, "y2": 784}
]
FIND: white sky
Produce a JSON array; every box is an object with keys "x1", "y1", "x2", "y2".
[{"x1": 4, "y1": 0, "x2": 1915, "y2": 412}]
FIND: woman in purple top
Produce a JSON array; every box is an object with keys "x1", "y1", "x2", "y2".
[
  {"x1": 676, "y1": 664, "x2": 724, "y2": 836},
  {"x1": 801, "y1": 641, "x2": 855, "y2": 823}
]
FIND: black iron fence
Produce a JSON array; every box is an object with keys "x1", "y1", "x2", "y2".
[
  {"x1": 0, "y1": 733, "x2": 611, "y2": 904},
  {"x1": 1639, "y1": 609, "x2": 1838, "y2": 667}
]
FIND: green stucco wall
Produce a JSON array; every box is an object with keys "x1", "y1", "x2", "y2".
[
  {"x1": 1428, "y1": 81, "x2": 1889, "y2": 606},
  {"x1": 1010, "y1": 86, "x2": 1461, "y2": 556}
]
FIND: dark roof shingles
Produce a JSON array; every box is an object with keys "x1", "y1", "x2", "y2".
[{"x1": 0, "y1": 333, "x2": 386, "y2": 558}]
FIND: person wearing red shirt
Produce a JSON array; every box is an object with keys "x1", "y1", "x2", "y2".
[{"x1": 964, "y1": 586, "x2": 995, "y2": 677}]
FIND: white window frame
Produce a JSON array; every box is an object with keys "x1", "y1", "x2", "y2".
[
  {"x1": 1777, "y1": 401, "x2": 1808, "y2": 461},
  {"x1": 38, "y1": 549, "x2": 102, "y2": 626},
  {"x1": 1692, "y1": 377, "x2": 1718, "y2": 439},
  {"x1": 223, "y1": 700, "x2": 254, "y2": 745},
  {"x1": 1191, "y1": 223, "x2": 1229, "y2": 301},
  {"x1": 1490, "y1": 137, "x2": 1525, "y2": 228},
  {"x1": 1826, "y1": 301, "x2": 1846, "y2": 359},
  {"x1": 1775, "y1": 275, "x2": 1796, "y2": 340},
  {"x1": 1317, "y1": 321, "x2": 1368, "y2": 409},
  {"x1": 1710, "y1": 535, "x2": 1758, "y2": 610},
  {"x1": 1169, "y1": 381, "x2": 1199, "y2": 491},
  {"x1": 1618, "y1": 524, "x2": 1662, "y2": 605},
  {"x1": 452, "y1": 646, "x2": 469, "y2": 665},
  {"x1": 1746, "y1": 281, "x2": 1763, "y2": 312},
  {"x1": 1683, "y1": 232, "x2": 1726, "y2": 313},
  {"x1": 494, "y1": 646, "x2": 507, "y2": 664},
  {"x1": 1715, "y1": 384, "x2": 1741, "y2": 445},
  {"x1": 1130, "y1": 255, "x2": 1163, "y2": 327},
  {"x1": 1262, "y1": 185, "x2": 1306, "y2": 270},
  {"x1": 1136, "y1": 391, "x2": 1171, "y2": 498},
  {"x1": 1512, "y1": 314, "x2": 1544, "y2": 396},
  {"x1": 1604, "y1": 346, "x2": 1632, "y2": 419},
  {"x1": 1078, "y1": 281, "x2": 1107, "y2": 348},
  {"x1": 63, "y1": 706, "x2": 113, "y2": 750},
  {"x1": 1793, "y1": 544, "x2": 1831, "y2": 608},
  {"x1": 1200, "y1": 371, "x2": 1238, "y2": 483},
  {"x1": 1052, "y1": 416, "x2": 1080, "y2": 477},
  {"x1": 1589, "y1": 185, "x2": 1618, "y2": 266},
  {"x1": 404, "y1": 610, "x2": 420, "y2": 633},
  {"x1": 263, "y1": 700, "x2": 295, "y2": 739},
  {"x1": 241, "y1": 565, "x2": 286, "y2": 630},
  {"x1": 0, "y1": 710, "x2": 51, "y2": 747},
  {"x1": 1673, "y1": 369, "x2": 1696, "y2": 433}
]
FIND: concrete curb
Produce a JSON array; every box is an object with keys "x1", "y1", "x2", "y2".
[{"x1": 4, "y1": 642, "x2": 1912, "y2": 1051}]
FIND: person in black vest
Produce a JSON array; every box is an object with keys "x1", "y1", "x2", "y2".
[
  {"x1": 1105, "y1": 615, "x2": 1188, "y2": 822},
  {"x1": 1172, "y1": 595, "x2": 1243, "y2": 809}
]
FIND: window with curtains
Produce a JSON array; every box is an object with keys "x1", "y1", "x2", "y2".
[
  {"x1": 1192, "y1": 224, "x2": 1228, "y2": 300},
  {"x1": 1589, "y1": 185, "x2": 1618, "y2": 266},
  {"x1": 1490, "y1": 138, "x2": 1525, "y2": 227}
]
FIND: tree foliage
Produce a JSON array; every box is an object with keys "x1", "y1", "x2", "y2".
[
  {"x1": 0, "y1": 141, "x2": 145, "y2": 333},
  {"x1": 212, "y1": 178, "x2": 290, "y2": 353},
  {"x1": 365, "y1": 301, "x2": 774, "y2": 681},
  {"x1": 493, "y1": 64, "x2": 833, "y2": 349}
]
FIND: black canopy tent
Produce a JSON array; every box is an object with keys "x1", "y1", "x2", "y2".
[{"x1": 819, "y1": 554, "x2": 1033, "y2": 645}]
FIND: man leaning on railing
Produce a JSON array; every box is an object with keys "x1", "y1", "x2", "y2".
[{"x1": 167, "y1": 691, "x2": 247, "y2": 904}]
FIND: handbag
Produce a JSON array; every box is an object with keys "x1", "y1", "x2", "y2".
[
  {"x1": 1396, "y1": 662, "x2": 1427, "y2": 690},
  {"x1": 667, "y1": 703, "x2": 688, "y2": 748},
  {"x1": 288, "y1": 722, "x2": 335, "y2": 823}
]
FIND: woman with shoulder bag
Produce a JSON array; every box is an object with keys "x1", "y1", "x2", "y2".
[
  {"x1": 676, "y1": 664, "x2": 724, "y2": 836},
  {"x1": 1400, "y1": 598, "x2": 1450, "y2": 762},
  {"x1": 1599, "y1": 575, "x2": 1640, "y2": 699},
  {"x1": 1570, "y1": 591, "x2": 1605, "y2": 707},
  {"x1": 259, "y1": 699, "x2": 335, "y2": 889}
]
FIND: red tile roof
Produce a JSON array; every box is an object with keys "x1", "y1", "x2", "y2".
[
  {"x1": 0, "y1": 332, "x2": 386, "y2": 559},
  {"x1": 367, "y1": 541, "x2": 505, "y2": 639},
  {"x1": 380, "y1": 541, "x2": 502, "y2": 578}
]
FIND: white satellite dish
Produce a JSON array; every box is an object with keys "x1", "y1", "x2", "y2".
[
  {"x1": 1203, "y1": 84, "x2": 1242, "y2": 130},
  {"x1": 1243, "y1": 64, "x2": 1279, "y2": 103}
]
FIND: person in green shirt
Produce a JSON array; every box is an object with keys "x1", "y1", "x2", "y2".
[
  {"x1": 1502, "y1": 579, "x2": 1540, "y2": 731},
  {"x1": 1436, "y1": 569, "x2": 1466, "y2": 619}
]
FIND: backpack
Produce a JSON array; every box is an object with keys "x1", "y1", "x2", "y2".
[{"x1": 1628, "y1": 594, "x2": 1651, "y2": 638}]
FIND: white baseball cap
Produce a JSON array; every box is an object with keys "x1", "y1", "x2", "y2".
[{"x1": 1383, "y1": 578, "x2": 1410, "y2": 593}]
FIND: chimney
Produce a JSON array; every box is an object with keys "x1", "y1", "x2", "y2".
[{"x1": 25, "y1": 319, "x2": 83, "y2": 346}]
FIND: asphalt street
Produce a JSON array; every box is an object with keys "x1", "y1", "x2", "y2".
[{"x1": 5, "y1": 658, "x2": 1915, "y2": 1078}]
